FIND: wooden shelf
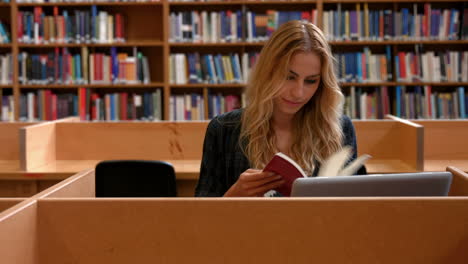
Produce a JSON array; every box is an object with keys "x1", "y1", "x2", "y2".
[
  {"x1": 170, "y1": 42, "x2": 263, "y2": 47},
  {"x1": 169, "y1": 1, "x2": 319, "y2": 6},
  {"x1": 18, "y1": 41, "x2": 164, "y2": 48},
  {"x1": 17, "y1": 2, "x2": 163, "y2": 7},
  {"x1": 324, "y1": 0, "x2": 468, "y2": 3},
  {"x1": 330, "y1": 40, "x2": 468, "y2": 45},
  {"x1": 340, "y1": 82, "x2": 468, "y2": 87},
  {"x1": 171, "y1": 83, "x2": 246, "y2": 88},
  {"x1": 171, "y1": 40, "x2": 468, "y2": 47},
  {"x1": 0, "y1": 85, "x2": 12, "y2": 89},
  {"x1": 0, "y1": 3, "x2": 10, "y2": 7},
  {"x1": 0, "y1": 43, "x2": 11, "y2": 48},
  {"x1": 19, "y1": 83, "x2": 165, "y2": 89}
]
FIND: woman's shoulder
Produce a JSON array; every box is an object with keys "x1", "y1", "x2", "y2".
[
  {"x1": 207, "y1": 109, "x2": 243, "y2": 131},
  {"x1": 339, "y1": 114, "x2": 356, "y2": 145},
  {"x1": 340, "y1": 114, "x2": 353, "y2": 128}
]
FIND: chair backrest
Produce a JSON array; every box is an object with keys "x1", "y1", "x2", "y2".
[{"x1": 95, "y1": 160, "x2": 177, "y2": 197}]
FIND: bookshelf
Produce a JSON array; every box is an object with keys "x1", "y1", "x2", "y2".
[{"x1": 0, "y1": 0, "x2": 466, "y2": 122}]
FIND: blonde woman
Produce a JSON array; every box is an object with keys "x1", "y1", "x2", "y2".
[{"x1": 195, "y1": 20, "x2": 365, "y2": 197}]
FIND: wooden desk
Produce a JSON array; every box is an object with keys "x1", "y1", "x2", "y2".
[
  {"x1": 2, "y1": 169, "x2": 467, "y2": 264},
  {"x1": 0, "y1": 118, "x2": 425, "y2": 196}
]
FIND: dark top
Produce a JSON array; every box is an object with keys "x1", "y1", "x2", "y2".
[{"x1": 195, "y1": 109, "x2": 365, "y2": 197}]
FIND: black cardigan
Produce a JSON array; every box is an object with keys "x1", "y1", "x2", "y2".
[{"x1": 195, "y1": 109, "x2": 366, "y2": 197}]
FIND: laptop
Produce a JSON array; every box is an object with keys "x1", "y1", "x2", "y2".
[{"x1": 290, "y1": 172, "x2": 453, "y2": 197}]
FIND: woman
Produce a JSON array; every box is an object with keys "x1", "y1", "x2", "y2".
[{"x1": 195, "y1": 20, "x2": 364, "y2": 197}]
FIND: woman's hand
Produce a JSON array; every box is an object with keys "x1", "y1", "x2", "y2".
[{"x1": 223, "y1": 169, "x2": 285, "y2": 197}]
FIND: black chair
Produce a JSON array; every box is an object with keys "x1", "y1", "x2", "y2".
[{"x1": 95, "y1": 160, "x2": 177, "y2": 197}]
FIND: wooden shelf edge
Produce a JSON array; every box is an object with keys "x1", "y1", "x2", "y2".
[
  {"x1": 19, "y1": 83, "x2": 165, "y2": 89},
  {"x1": 17, "y1": 2, "x2": 164, "y2": 7}
]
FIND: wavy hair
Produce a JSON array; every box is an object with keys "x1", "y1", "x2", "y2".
[{"x1": 240, "y1": 20, "x2": 344, "y2": 175}]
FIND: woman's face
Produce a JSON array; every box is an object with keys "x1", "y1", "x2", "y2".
[{"x1": 273, "y1": 51, "x2": 321, "y2": 117}]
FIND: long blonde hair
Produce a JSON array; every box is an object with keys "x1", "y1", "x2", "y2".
[{"x1": 240, "y1": 20, "x2": 344, "y2": 175}]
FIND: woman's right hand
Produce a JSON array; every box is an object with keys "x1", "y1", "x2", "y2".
[{"x1": 223, "y1": 169, "x2": 285, "y2": 197}]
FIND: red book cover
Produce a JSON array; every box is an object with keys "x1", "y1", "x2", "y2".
[
  {"x1": 45, "y1": 90, "x2": 52, "y2": 121},
  {"x1": 120, "y1": 93, "x2": 127, "y2": 120},
  {"x1": 398, "y1": 52, "x2": 406, "y2": 80},
  {"x1": 263, "y1": 152, "x2": 307, "y2": 196},
  {"x1": 52, "y1": 94, "x2": 57, "y2": 120},
  {"x1": 18, "y1": 12, "x2": 23, "y2": 41},
  {"x1": 115, "y1": 14, "x2": 121, "y2": 40},
  {"x1": 91, "y1": 93, "x2": 98, "y2": 121},
  {"x1": 79, "y1": 87, "x2": 86, "y2": 120}
]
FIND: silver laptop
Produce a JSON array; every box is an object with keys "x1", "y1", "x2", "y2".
[{"x1": 291, "y1": 172, "x2": 453, "y2": 197}]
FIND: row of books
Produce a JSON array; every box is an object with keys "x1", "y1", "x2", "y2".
[
  {"x1": 0, "y1": 21, "x2": 10, "y2": 44},
  {"x1": 336, "y1": 47, "x2": 392, "y2": 83},
  {"x1": 394, "y1": 86, "x2": 467, "y2": 119},
  {"x1": 323, "y1": 4, "x2": 467, "y2": 41},
  {"x1": 18, "y1": 88, "x2": 163, "y2": 121},
  {"x1": 343, "y1": 86, "x2": 467, "y2": 120},
  {"x1": 396, "y1": 51, "x2": 468, "y2": 83},
  {"x1": 18, "y1": 6, "x2": 125, "y2": 44},
  {"x1": 207, "y1": 93, "x2": 244, "y2": 119},
  {"x1": 0, "y1": 54, "x2": 12, "y2": 85},
  {"x1": 169, "y1": 93, "x2": 244, "y2": 121},
  {"x1": 343, "y1": 86, "x2": 391, "y2": 120},
  {"x1": 170, "y1": 52, "x2": 259, "y2": 84},
  {"x1": 169, "y1": 10, "x2": 317, "y2": 43},
  {"x1": 18, "y1": 47, "x2": 151, "y2": 85}
]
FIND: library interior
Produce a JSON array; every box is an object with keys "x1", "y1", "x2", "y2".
[{"x1": 0, "y1": 0, "x2": 467, "y2": 263}]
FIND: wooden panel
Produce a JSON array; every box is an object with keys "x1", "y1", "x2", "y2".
[
  {"x1": 0, "y1": 123, "x2": 32, "y2": 160},
  {"x1": 414, "y1": 121, "x2": 468, "y2": 171},
  {"x1": 55, "y1": 122, "x2": 208, "y2": 160},
  {"x1": 37, "y1": 198, "x2": 468, "y2": 264},
  {"x1": 425, "y1": 160, "x2": 468, "y2": 173},
  {"x1": 20, "y1": 122, "x2": 56, "y2": 171},
  {"x1": 37, "y1": 180, "x2": 61, "y2": 192},
  {"x1": 0, "y1": 200, "x2": 38, "y2": 264},
  {"x1": 176, "y1": 180, "x2": 197, "y2": 197},
  {"x1": 393, "y1": 118, "x2": 423, "y2": 171},
  {"x1": 354, "y1": 121, "x2": 400, "y2": 158},
  {"x1": 447, "y1": 166, "x2": 468, "y2": 196},
  {"x1": 0, "y1": 180, "x2": 37, "y2": 197},
  {"x1": 38, "y1": 170, "x2": 95, "y2": 199},
  {"x1": 415, "y1": 121, "x2": 468, "y2": 160},
  {"x1": 0, "y1": 198, "x2": 25, "y2": 212}
]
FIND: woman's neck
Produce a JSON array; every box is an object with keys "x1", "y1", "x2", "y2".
[{"x1": 271, "y1": 111, "x2": 294, "y2": 132}]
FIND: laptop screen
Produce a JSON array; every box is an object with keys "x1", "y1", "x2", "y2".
[{"x1": 291, "y1": 172, "x2": 453, "y2": 197}]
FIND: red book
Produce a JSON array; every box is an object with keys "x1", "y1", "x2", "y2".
[
  {"x1": 17, "y1": 12, "x2": 23, "y2": 42},
  {"x1": 52, "y1": 94, "x2": 57, "y2": 120},
  {"x1": 78, "y1": 87, "x2": 86, "y2": 120},
  {"x1": 120, "y1": 93, "x2": 127, "y2": 120},
  {"x1": 398, "y1": 52, "x2": 406, "y2": 80},
  {"x1": 263, "y1": 153, "x2": 307, "y2": 196}
]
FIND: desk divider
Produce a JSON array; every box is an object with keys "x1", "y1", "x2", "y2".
[
  {"x1": 19, "y1": 117, "x2": 81, "y2": 171},
  {"x1": 447, "y1": 166, "x2": 468, "y2": 196},
  {"x1": 413, "y1": 120, "x2": 468, "y2": 172},
  {"x1": 0, "y1": 198, "x2": 25, "y2": 211},
  {"x1": 35, "y1": 197, "x2": 468, "y2": 264},
  {"x1": 0, "y1": 169, "x2": 93, "y2": 263},
  {"x1": 354, "y1": 116, "x2": 423, "y2": 173},
  {"x1": 20, "y1": 122, "x2": 57, "y2": 171},
  {"x1": 55, "y1": 122, "x2": 207, "y2": 160},
  {"x1": 1, "y1": 166, "x2": 468, "y2": 264}
]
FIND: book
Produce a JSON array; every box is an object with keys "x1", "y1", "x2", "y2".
[{"x1": 263, "y1": 146, "x2": 371, "y2": 196}]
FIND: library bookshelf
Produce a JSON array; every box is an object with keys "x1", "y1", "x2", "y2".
[{"x1": 0, "y1": 0, "x2": 466, "y2": 121}]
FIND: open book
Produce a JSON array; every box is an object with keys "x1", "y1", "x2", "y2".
[{"x1": 263, "y1": 146, "x2": 371, "y2": 196}]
